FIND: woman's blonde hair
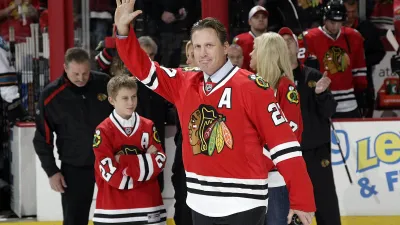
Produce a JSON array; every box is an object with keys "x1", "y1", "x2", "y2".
[
  {"x1": 254, "y1": 32, "x2": 294, "y2": 89},
  {"x1": 185, "y1": 40, "x2": 193, "y2": 54}
]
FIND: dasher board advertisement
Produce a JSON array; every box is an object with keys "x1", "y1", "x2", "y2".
[{"x1": 331, "y1": 119, "x2": 400, "y2": 216}]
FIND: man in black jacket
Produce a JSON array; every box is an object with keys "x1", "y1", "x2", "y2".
[
  {"x1": 33, "y1": 48, "x2": 113, "y2": 225},
  {"x1": 279, "y1": 27, "x2": 341, "y2": 225}
]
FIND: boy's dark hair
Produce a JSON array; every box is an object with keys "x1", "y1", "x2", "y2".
[
  {"x1": 190, "y1": 17, "x2": 228, "y2": 45},
  {"x1": 107, "y1": 75, "x2": 138, "y2": 99},
  {"x1": 64, "y1": 47, "x2": 90, "y2": 66}
]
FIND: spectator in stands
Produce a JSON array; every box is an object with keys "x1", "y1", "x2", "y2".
[
  {"x1": 279, "y1": 26, "x2": 340, "y2": 225},
  {"x1": 171, "y1": 40, "x2": 197, "y2": 225},
  {"x1": 147, "y1": 0, "x2": 187, "y2": 68},
  {"x1": 33, "y1": 48, "x2": 113, "y2": 225},
  {"x1": 0, "y1": 0, "x2": 39, "y2": 42},
  {"x1": 227, "y1": 44, "x2": 244, "y2": 68},
  {"x1": 89, "y1": 0, "x2": 114, "y2": 50},
  {"x1": 344, "y1": 0, "x2": 385, "y2": 117},
  {"x1": 138, "y1": 35, "x2": 158, "y2": 61},
  {"x1": 233, "y1": 5, "x2": 268, "y2": 71}
]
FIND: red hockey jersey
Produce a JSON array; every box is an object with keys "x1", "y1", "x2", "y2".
[
  {"x1": 270, "y1": 76, "x2": 303, "y2": 188},
  {"x1": 116, "y1": 27, "x2": 315, "y2": 217},
  {"x1": 276, "y1": 76, "x2": 303, "y2": 142},
  {"x1": 303, "y1": 26, "x2": 367, "y2": 113},
  {"x1": 93, "y1": 111, "x2": 167, "y2": 225},
  {"x1": 233, "y1": 31, "x2": 256, "y2": 72}
]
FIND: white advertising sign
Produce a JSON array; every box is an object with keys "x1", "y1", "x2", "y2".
[{"x1": 331, "y1": 120, "x2": 400, "y2": 216}]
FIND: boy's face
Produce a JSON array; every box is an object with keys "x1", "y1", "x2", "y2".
[{"x1": 109, "y1": 87, "x2": 138, "y2": 119}]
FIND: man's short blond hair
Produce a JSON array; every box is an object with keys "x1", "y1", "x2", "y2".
[{"x1": 107, "y1": 75, "x2": 137, "y2": 99}]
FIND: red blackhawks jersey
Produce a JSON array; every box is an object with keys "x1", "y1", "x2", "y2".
[
  {"x1": 276, "y1": 76, "x2": 303, "y2": 142},
  {"x1": 270, "y1": 76, "x2": 303, "y2": 188},
  {"x1": 116, "y1": 27, "x2": 315, "y2": 217},
  {"x1": 303, "y1": 26, "x2": 368, "y2": 113},
  {"x1": 233, "y1": 31, "x2": 256, "y2": 72},
  {"x1": 93, "y1": 111, "x2": 167, "y2": 225}
]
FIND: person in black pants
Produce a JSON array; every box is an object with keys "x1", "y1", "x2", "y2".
[
  {"x1": 33, "y1": 48, "x2": 113, "y2": 225},
  {"x1": 171, "y1": 40, "x2": 196, "y2": 225},
  {"x1": 280, "y1": 27, "x2": 341, "y2": 225}
]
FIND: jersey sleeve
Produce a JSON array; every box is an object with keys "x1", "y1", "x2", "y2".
[
  {"x1": 241, "y1": 80, "x2": 316, "y2": 212},
  {"x1": 350, "y1": 31, "x2": 368, "y2": 92},
  {"x1": 93, "y1": 126, "x2": 140, "y2": 190},
  {"x1": 33, "y1": 90, "x2": 58, "y2": 177},
  {"x1": 277, "y1": 78, "x2": 303, "y2": 143},
  {"x1": 118, "y1": 122, "x2": 166, "y2": 182},
  {"x1": 115, "y1": 25, "x2": 184, "y2": 104}
]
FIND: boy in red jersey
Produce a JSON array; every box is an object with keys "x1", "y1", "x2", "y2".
[{"x1": 92, "y1": 75, "x2": 167, "y2": 225}]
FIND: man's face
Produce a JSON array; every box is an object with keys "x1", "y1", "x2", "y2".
[
  {"x1": 282, "y1": 34, "x2": 298, "y2": 59},
  {"x1": 324, "y1": 20, "x2": 343, "y2": 35},
  {"x1": 141, "y1": 45, "x2": 156, "y2": 60},
  {"x1": 192, "y1": 28, "x2": 229, "y2": 75},
  {"x1": 109, "y1": 87, "x2": 138, "y2": 119},
  {"x1": 227, "y1": 47, "x2": 244, "y2": 68},
  {"x1": 344, "y1": 3, "x2": 358, "y2": 25},
  {"x1": 64, "y1": 60, "x2": 90, "y2": 87},
  {"x1": 249, "y1": 12, "x2": 268, "y2": 31}
]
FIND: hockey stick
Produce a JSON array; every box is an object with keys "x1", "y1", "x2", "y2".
[{"x1": 330, "y1": 119, "x2": 353, "y2": 184}]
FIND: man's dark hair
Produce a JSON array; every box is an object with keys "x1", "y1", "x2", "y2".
[
  {"x1": 343, "y1": 0, "x2": 357, "y2": 5},
  {"x1": 64, "y1": 47, "x2": 90, "y2": 66},
  {"x1": 190, "y1": 17, "x2": 228, "y2": 45}
]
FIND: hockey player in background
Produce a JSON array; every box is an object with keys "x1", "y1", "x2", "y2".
[
  {"x1": 114, "y1": 1, "x2": 316, "y2": 225},
  {"x1": 302, "y1": 0, "x2": 368, "y2": 118},
  {"x1": 233, "y1": 5, "x2": 268, "y2": 71},
  {"x1": 0, "y1": 35, "x2": 26, "y2": 211},
  {"x1": 92, "y1": 75, "x2": 167, "y2": 225},
  {"x1": 250, "y1": 32, "x2": 303, "y2": 225}
]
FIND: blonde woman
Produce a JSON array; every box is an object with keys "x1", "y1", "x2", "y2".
[
  {"x1": 185, "y1": 40, "x2": 197, "y2": 67},
  {"x1": 250, "y1": 32, "x2": 313, "y2": 225}
]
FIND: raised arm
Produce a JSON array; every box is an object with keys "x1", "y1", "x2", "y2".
[{"x1": 114, "y1": 0, "x2": 185, "y2": 104}]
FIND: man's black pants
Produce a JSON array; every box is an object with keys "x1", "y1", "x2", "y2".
[
  {"x1": 61, "y1": 163, "x2": 95, "y2": 225},
  {"x1": 191, "y1": 206, "x2": 266, "y2": 225},
  {"x1": 171, "y1": 138, "x2": 193, "y2": 225},
  {"x1": 302, "y1": 144, "x2": 341, "y2": 225}
]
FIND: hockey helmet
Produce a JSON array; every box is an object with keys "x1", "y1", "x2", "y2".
[{"x1": 323, "y1": 0, "x2": 347, "y2": 22}]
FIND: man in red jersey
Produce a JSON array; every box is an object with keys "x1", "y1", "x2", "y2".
[
  {"x1": 233, "y1": 5, "x2": 268, "y2": 71},
  {"x1": 302, "y1": 0, "x2": 367, "y2": 118},
  {"x1": 114, "y1": 1, "x2": 316, "y2": 224}
]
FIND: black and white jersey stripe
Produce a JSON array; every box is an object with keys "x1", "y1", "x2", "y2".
[
  {"x1": 93, "y1": 206, "x2": 167, "y2": 225},
  {"x1": 331, "y1": 88, "x2": 358, "y2": 113},
  {"x1": 263, "y1": 141, "x2": 302, "y2": 165},
  {"x1": 185, "y1": 171, "x2": 269, "y2": 217}
]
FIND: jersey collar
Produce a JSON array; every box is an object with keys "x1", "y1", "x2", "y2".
[
  {"x1": 110, "y1": 110, "x2": 140, "y2": 137},
  {"x1": 203, "y1": 59, "x2": 234, "y2": 83}
]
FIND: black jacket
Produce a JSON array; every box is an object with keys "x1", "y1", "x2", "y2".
[
  {"x1": 294, "y1": 65, "x2": 337, "y2": 150},
  {"x1": 33, "y1": 71, "x2": 113, "y2": 177}
]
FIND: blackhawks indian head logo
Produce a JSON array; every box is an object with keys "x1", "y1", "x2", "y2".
[
  {"x1": 188, "y1": 105, "x2": 233, "y2": 156},
  {"x1": 323, "y1": 46, "x2": 350, "y2": 74}
]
